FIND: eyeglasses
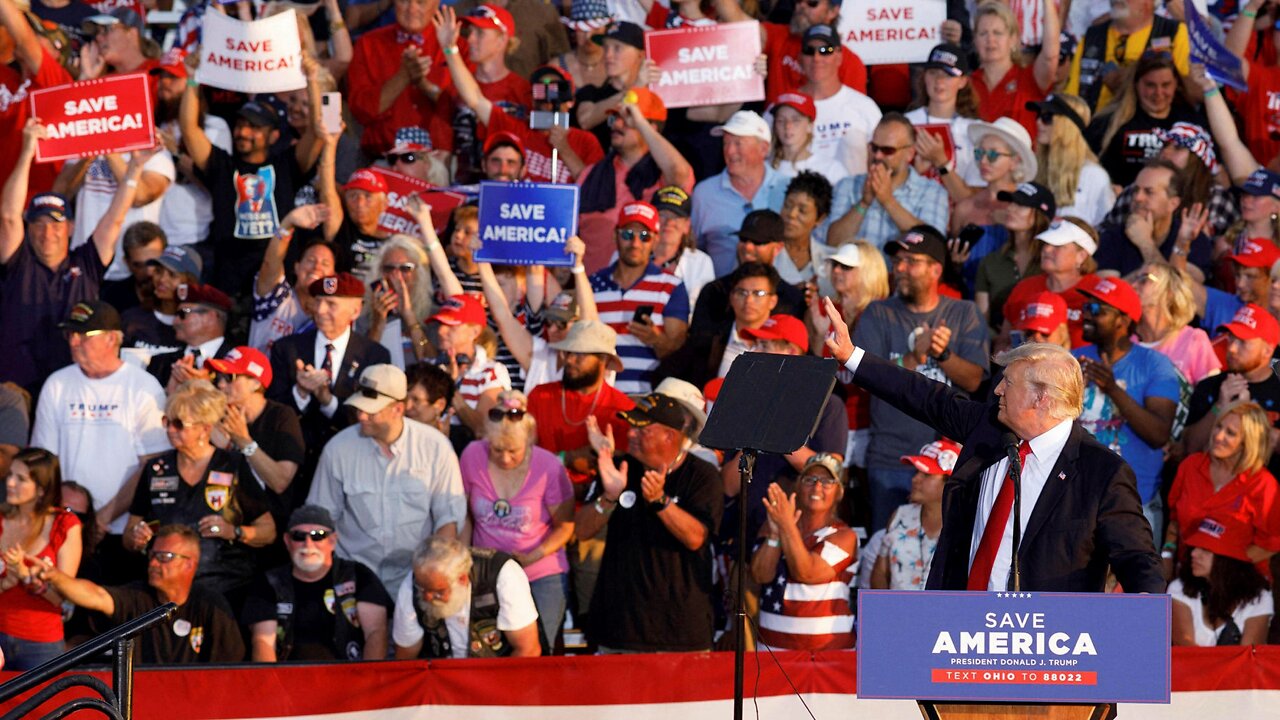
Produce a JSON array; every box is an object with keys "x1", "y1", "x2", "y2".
[
  {"x1": 869, "y1": 143, "x2": 910, "y2": 157},
  {"x1": 357, "y1": 386, "x2": 399, "y2": 403},
  {"x1": 801, "y1": 44, "x2": 837, "y2": 56},
  {"x1": 414, "y1": 582, "x2": 449, "y2": 600},
  {"x1": 731, "y1": 288, "x2": 774, "y2": 300},
  {"x1": 800, "y1": 0, "x2": 823, "y2": 6},
  {"x1": 973, "y1": 148, "x2": 1015, "y2": 163},
  {"x1": 488, "y1": 407, "x2": 527, "y2": 422},
  {"x1": 618, "y1": 228, "x2": 653, "y2": 243},
  {"x1": 289, "y1": 529, "x2": 331, "y2": 543},
  {"x1": 387, "y1": 153, "x2": 419, "y2": 165},
  {"x1": 382, "y1": 262, "x2": 416, "y2": 274},
  {"x1": 149, "y1": 550, "x2": 191, "y2": 564},
  {"x1": 213, "y1": 372, "x2": 234, "y2": 385},
  {"x1": 1037, "y1": 112, "x2": 1055, "y2": 125},
  {"x1": 546, "y1": 319, "x2": 569, "y2": 330},
  {"x1": 800, "y1": 474, "x2": 840, "y2": 487},
  {"x1": 1082, "y1": 301, "x2": 1117, "y2": 316},
  {"x1": 161, "y1": 416, "x2": 193, "y2": 431},
  {"x1": 176, "y1": 306, "x2": 212, "y2": 319}
]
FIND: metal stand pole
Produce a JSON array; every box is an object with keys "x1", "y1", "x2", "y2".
[{"x1": 733, "y1": 449, "x2": 757, "y2": 720}]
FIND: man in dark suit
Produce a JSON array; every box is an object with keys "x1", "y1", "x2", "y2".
[
  {"x1": 146, "y1": 282, "x2": 232, "y2": 392},
  {"x1": 268, "y1": 272, "x2": 391, "y2": 499},
  {"x1": 822, "y1": 297, "x2": 1164, "y2": 593}
]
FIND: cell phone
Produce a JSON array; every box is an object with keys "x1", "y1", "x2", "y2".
[
  {"x1": 632, "y1": 305, "x2": 655, "y2": 324},
  {"x1": 321, "y1": 92, "x2": 342, "y2": 134},
  {"x1": 959, "y1": 224, "x2": 984, "y2": 246},
  {"x1": 530, "y1": 110, "x2": 571, "y2": 131},
  {"x1": 371, "y1": 279, "x2": 385, "y2": 294},
  {"x1": 1009, "y1": 330, "x2": 1025, "y2": 348}
]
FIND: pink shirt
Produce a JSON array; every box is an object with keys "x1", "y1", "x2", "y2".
[
  {"x1": 461, "y1": 442, "x2": 573, "y2": 581},
  {"x1": 1139, "y1": 325, "x2": 1221, "y2": 386}
]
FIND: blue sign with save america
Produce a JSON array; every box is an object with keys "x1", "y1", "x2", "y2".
[
  {"x1": 857, "y1": 591, "x2": 1171, "y2": 703},
  {"x1": 476, "y1": 181, "x2": 579, "y2": 267}
]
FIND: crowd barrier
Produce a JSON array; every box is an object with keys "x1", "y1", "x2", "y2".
[{"x1": 2, "y1": 647, "x2": 1279, "y2": 719}]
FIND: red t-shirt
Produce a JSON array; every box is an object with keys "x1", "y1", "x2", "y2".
[
  {"x1": 0, "y1": 48, "x2": 73, "y2": 198},
  {"x1": 349, "y1": 25, "x2": 458, "y2": 157},
  {"x1": 527, "y1": 381, "x2": 635, "y2": 484},
  {"x1": 484, "y1": 106, "x2": 604, "y2": 183},
  {"x1": 761, "y1": 22, "x2": 866, "y2": 103},
  {"x1": 972, "y1": 63, "x2": 1047, "y2": 138},
  {"x1": 0, "y1": 510, "x2": 80, "y2": 642},
  {"x1": 433, "y1": 71, "x2": 532, "y2": 152},
  {"x1": 1003, "y1": 273, "x2": 1097, "y2": 349},
  {"x1": 1169, "y1": 452, "x2": 1280, "y2": 574},
  {"x1": 1234, "y1": 62, "x2": 1280, "y2": 169}
]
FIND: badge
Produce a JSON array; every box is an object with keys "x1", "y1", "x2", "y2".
[
  {"x1": 618, "y1": 490, "x2": 636, "y2": 508},
  {"x1": 471, "y1": 640, "x2": 483, "y2": 653},
  {"x1": 323, "y1": 277, "x2": 337, "y2": 295},
  {"x1": 150, "y1": 476, "x2": 178, "y2": 492},
  {"x1": 345, "y1": 641, "x2": 361, "y2": 660},
  {"x1": 492, "y1": 499, "x2": 511, "y2": 518},
  {"x1": 324, "y1": 588, "x2": 336, "y2": 614},
  {"x1": 172, "y1": 619, "x2": 191, "y2": 637},
  {"x1": 208, "y1": 471, "x2": 233, "y2": 487},
  {"x1": 177, "y1": 283, "x2": 189, "y2": 301},
  {"x1": 205, "y1": 486, "x2": 229, "y2": 511},
  {"x1": 334, "y1": 580, "x2": 356, "y2": 596},
  {"x1": 276, "y1": 602, "x2": 293, "y2": 615},
  {"x1": 341, "y1": 597, "x2": 359, "y2": 626},
  {"x1": 189, "y1": 627, "x2": 203, "y2": 654}
]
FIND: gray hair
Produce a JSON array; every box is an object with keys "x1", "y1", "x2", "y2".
[
  {"x1": 412, "y1": 536, "x2": 472, "y2": 579},
  {"x1": 994, "y1": 343, "x2": 1084, "y2": 422},
  {"x1": 363, "y1": 234, "x2": 435, "y2": 323}
]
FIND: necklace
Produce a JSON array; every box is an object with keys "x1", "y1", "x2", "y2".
[{"x1": 560, "y1": 385, "x2": 602, "y2": 427}]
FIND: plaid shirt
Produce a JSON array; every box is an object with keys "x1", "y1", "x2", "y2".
[
  {"x1": 825, "y1": 167, "x2": 951, "y2": 248},
  {"x1": 1103, "y1": 183, "x2": 1239, "y2": 238}
]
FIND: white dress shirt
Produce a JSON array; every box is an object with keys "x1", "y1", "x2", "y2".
[
  {"x1": 185, "y1": 336, "x2": 225, "y2": 369},
  {"x1": 293, "y1": 326, "x2": 352, "y2": 417}
]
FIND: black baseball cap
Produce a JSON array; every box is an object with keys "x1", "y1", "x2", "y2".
[
  {"x1": 593, "y1": 21, "x2": 644, "y2": 50},
  {"x1": 288, "y1": 504, "x2": 336, "y2": 531},
  {"x1": 60, "y1": 301, "x2": 121, "y2": 333},
  {"x1": 921, "y1": 43, "x2": 970, "y2": 77},
  {"x1": 734, "y1": 209, "x2": 784, "y2": 244},
  {"x1": 237, "y1": 101, "x2": 278, "y2": 129},
  {"x1": 618, "y1": 393, "x2": 688, "y2": 432},
  {"x1": 1026, "y1": 94, "x2": 1087, "y2": 135},
  {"x1": 885, "y1": 225, "x2": 947, "y2": 264},
  {"x1": 802, "y1": 24, "x2": 840, "y2": 49},
  {"x1": 996, "y1": 182, "x2": 1057, "y2": 217},
  {"x1": 652, "y1": 185, "x2": 691, "y2": 217}
]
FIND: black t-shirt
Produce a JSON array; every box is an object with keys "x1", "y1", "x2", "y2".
[
  {"x1": 1088, "y1": 105, "x2": 1206, "y2": 188},
  {"x1": 1186, "y1": 369, "x2": 1280, "y2": 478},
  {"x1": 241, "y1": 562, "x2": 391, "y2": 661},
  {"x1": 331, "y1": 218, "x2": 387, "y2": 282},
  {"x1": 248, "y1": 398, "x2": 307, "y2": 519},
  {"x1": 30, "y1": 0, "x2": 95, "y2": 50},
  {"x1": 121, "y1": 306, "x2": 180, "y2": 354},
  {"x1": 129, "y1": 449, "x2": 272, "y2": 593},
  {"x1": 586, "y1": 453, "x2": 724, "y2": 651},
  {"x1": 106, "y1": 582, "x2": 245, "y2": 663},
  {"x1": 198, "y1": 146, "x2": 304, "y2": 292},
  {"x1": 574, "y1": 84, "x2": 622, "y2": 155}
]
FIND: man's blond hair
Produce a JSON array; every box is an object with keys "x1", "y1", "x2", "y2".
[{"x1": 994, "y1": 343, "x2": 1084, "y2": 422}]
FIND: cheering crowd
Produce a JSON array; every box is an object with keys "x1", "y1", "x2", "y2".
[{"x1": 1, "y1": 0, "x2": 1280, "y2": 670}]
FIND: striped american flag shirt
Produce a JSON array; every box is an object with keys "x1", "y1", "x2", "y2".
[
  {"x1": 756, "y1": 523, "x2": 857, "y2": 651},
  {"x1": 588, "y1": 263, "x2": 690, "y2": 395}
]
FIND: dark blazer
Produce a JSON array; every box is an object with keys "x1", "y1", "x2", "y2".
[
  {"x1": 146, "y1": 340, "x2": 230, "y2": 389},
  {"x1": 854, "y1": 351, "x2": 1165, "y2": 594}
]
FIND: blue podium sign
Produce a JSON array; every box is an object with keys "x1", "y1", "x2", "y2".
[
  {"x1": 476, "y1": 181, "x2": 579, "y2": 267},
  {"x1": 857, "y1": 591, "x2": 1171, "y2": 704}
]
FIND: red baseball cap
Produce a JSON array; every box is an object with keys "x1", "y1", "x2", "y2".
[
  {"x1": 205, "y1": 346, "x2": 273, "y2": 388},
  {"x1": 900, "y1": 439, "x2": 962, "y2": 476},
  {"x1": 175, "y1": 282, "x2": 232, "y2": 313},
  {"x1": 1229, "y1": 238, "x2": 1280, "y2": 269},
  {"x1": 1218, "y1": 303, "x2": 1280, "y2": 346},
  {"x1": 618, "y1": 202, "x2": 660, "y2": 233},
  {"x1": 343, "y1": 168, "x2": 388, "y2": 195},
  {"x1": 1078, "y1": 276, "x2": 1142, "y2": 322},
  {"x1": 430, "y1": 293, "x2": 487, "y2": 327},
  {"x1": 1016, "y1": 292, "x2": 1068, "y2": 335},
  {"x1": 308, "y1": 273, "x2": 365, "y2": 299},
  {"x1": 462, "y1": 4, "x2": 516, "y2": 36},
  {"x1": 1183, "y1": 515, "x2": 1252, "y2": 563},
  {"x1": 740, "y1": 314, "x2": 809, "y2": 352},
  {"x1": 483, "y1": 131, "x2": 526, "y2": 158},
  {"x1": 768, "y1": 92, "x2": 817, "y2": 122},
  {"x1": 149, "y1": 47, "x2": 188, "y2": 79}
]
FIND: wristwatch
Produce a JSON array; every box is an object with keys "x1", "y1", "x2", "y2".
[
  {"x1": 240, "y1": 440, "x2": 259, "y2": 458},
  {"x1": 234, "y1": 526, "x2": 244, "y2": 542},
  {"x1": 932, "y1": 348, "x2": 952, "y2": 363},
  {"x1": 650, "y1": 494, "x2": 672, "y2": 511}
]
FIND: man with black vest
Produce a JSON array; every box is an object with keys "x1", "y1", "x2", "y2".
[
  {"x1": 391, "y1": 536, "x2": 540, "y2": 659},
  {"x1": 242, "y1": 505, "x2": 390, "y2": 662},
  {"x1": 1064, "y1": 0, "x2": 1191, "y2": 114}
]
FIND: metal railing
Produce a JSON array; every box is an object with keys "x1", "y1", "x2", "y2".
[{"x1": 0, "y1": 603, "x2": 177, "y2": 720}]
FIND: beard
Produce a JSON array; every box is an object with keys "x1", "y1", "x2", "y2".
[
  {"x1": 562, "y1": 360, "x2": 604, "y2": 391},
  {"x1": 292, "y1": 548, "x2": 326, "y2": 574},
  {"x1": 420, "y1": 583, "x2": 468, "y2": 622}
]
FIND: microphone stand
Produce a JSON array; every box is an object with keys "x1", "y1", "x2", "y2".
[{"x1": 1007, "y1": 441, "x2": 1024, "y2": 592}]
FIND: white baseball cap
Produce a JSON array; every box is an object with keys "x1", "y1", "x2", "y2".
[
  {"x1": 711, "y1": 111, "x2": 771, "y2": 144},
  {"x1": 829, "y1": 243, "x2": 862, "y2": 268},
  {"x1": 1036, "y1": 217, "x2": 1097, "y2": 256}
]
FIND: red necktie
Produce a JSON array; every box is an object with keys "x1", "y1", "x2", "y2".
[
  {"x1": 968, "y1": 440, "x2": 1032, "y2": 591},
  {"x1": 321, "y1": 343, "x2": 335, "y2": 383}
]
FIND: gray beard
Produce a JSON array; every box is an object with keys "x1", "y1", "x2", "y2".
[{"x1": 420, "y1": 585, "x2": 468, "y2": 622}]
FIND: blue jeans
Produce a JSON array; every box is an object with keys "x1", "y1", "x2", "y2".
[
  {"x1": 868, "y1": 466, "x2": 916, "y2": 534},
  {"x1": 529, "y1": 572, "x2": 568, "y2": 649},
  {"x1": 0, "y1": 632, "x2": 65, "y2": 671}
]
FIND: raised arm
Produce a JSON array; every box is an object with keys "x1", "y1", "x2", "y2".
[
  {"x1": 316, "y1": 129, "x2": 344, "y2": 241},
  {"x1": 565, "y1": 235, "x2": 598, "y2": 320},
  {"x1": 295, "y1": 56, "x2": 324, "y2": 173},
  {"x1": 180, "y1": 58, "x2": 213, "y2": 171},
  {"x1": 321, "y1": 0, "x2": 353, "y2": 79},
  {"x1": 408, "y1": 194, "x2": 464, "y2": 297},
  {"x1": 476, "y1": 259, "x2": 534, "y2": 368},
  {"x1": 90, "y1": 148, "x2": 149, "y2": 266},
  {"x1": 1190, "y1": 64, "x2": 1260, "y2": 183},
  {"x1": 0, "y1": 0, "x2": 44, "y2": 74},
  {"x1": 1032, "y1": 0, "x2": 1061, "y2": 92},
  {"x1": 36, "y1": 557, "x2": 116, "y2": 616},
  {"x1": 628, "y1": 104, "x2": 694, "y2": 189},
  {"x1": 434, "y1": 7, "x2": 493, "y2": 125},
  {"x1": 0, "y1": 119, "x2": 41, "y2": 263}
]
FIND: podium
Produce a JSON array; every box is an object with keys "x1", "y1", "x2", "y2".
[{"x1": 858, "y1": 591, "x2": 1171, "y2": 719}]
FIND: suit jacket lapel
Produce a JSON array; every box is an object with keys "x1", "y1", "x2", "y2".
[
  {"x1": 1020, "y1": 424, "x2": 1083, "y2": 553},
  {"x1": 334, "y1": 335, "x2": 364, "y2": 396}
]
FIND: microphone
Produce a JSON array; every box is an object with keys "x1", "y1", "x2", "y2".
[{"x1": 1001, "y1": 432, "x2": 1024, "y2": 592}]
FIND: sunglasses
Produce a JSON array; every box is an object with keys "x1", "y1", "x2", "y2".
[
  {"x1": 149, "y1": 550, "x2": 191, "y2": 564},
  {"x1": 731, "y1": 288, "x2": 773, "y2": 299},
  {"x1": 618, "y1": 228, "x2": 653, "y2": 243},
  {"x1": 546, "y1": 319, "x2": 569, "y2": 330},
  {"x1": 801, "y1": 44, "x2": 837, "y2": 56},
  {"x1": 800, "y1": 474, "x2": 840, "y2": 486},
  {"x1": 1082, "y1": 301, "x2": 1117, "y2": 316},
  {"x1": 176, "y1": 306, "x2": 212, "y2": 319},
  {"x1": 869, "y1": 143, "x2": 909, "y2": 157},
  {"x1": 63, "y1": 329, "x2": 112, "y2": 340},
  {"x1": 435, "y1": 353, "x2": 472, "y2": 366},
  {"x1": 488, "y1": 407, "x2": 527, "y2": 422},
  {"x1": 973, "y1": 148, "x2": 1015, "y2": 163},
  {"x1": 799, "y1": 0, "x2": 823, "y2": 6},
  {"x1": 289, "y1": 529, "x2": 331, "y2": 543},
  {"x1": 382, "y1": 262, "x2": 416, "y2": 273},
  {"x1": 387, "y1": 153, "x2": 419, "y2": 165},
  {"x1": 1037, "y1": 112, "x2": 1055, "y2": 125},
  {"x1": 161, "y1": 416, "x2": 193, "y2": 431}
]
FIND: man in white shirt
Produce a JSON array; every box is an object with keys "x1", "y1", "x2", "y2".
[
  {"x1": 307, "y1": 364, "x2": 465, "y2": 595},
  {"x1": 31, "y1": 300, "x2": 168, "y2": 581},
  {"x1": 798, "y1": 24, "x2": 881, "y2": 177},
  {"x1": 392, "y1": 536, "x2": 540, "y2": 658}
]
